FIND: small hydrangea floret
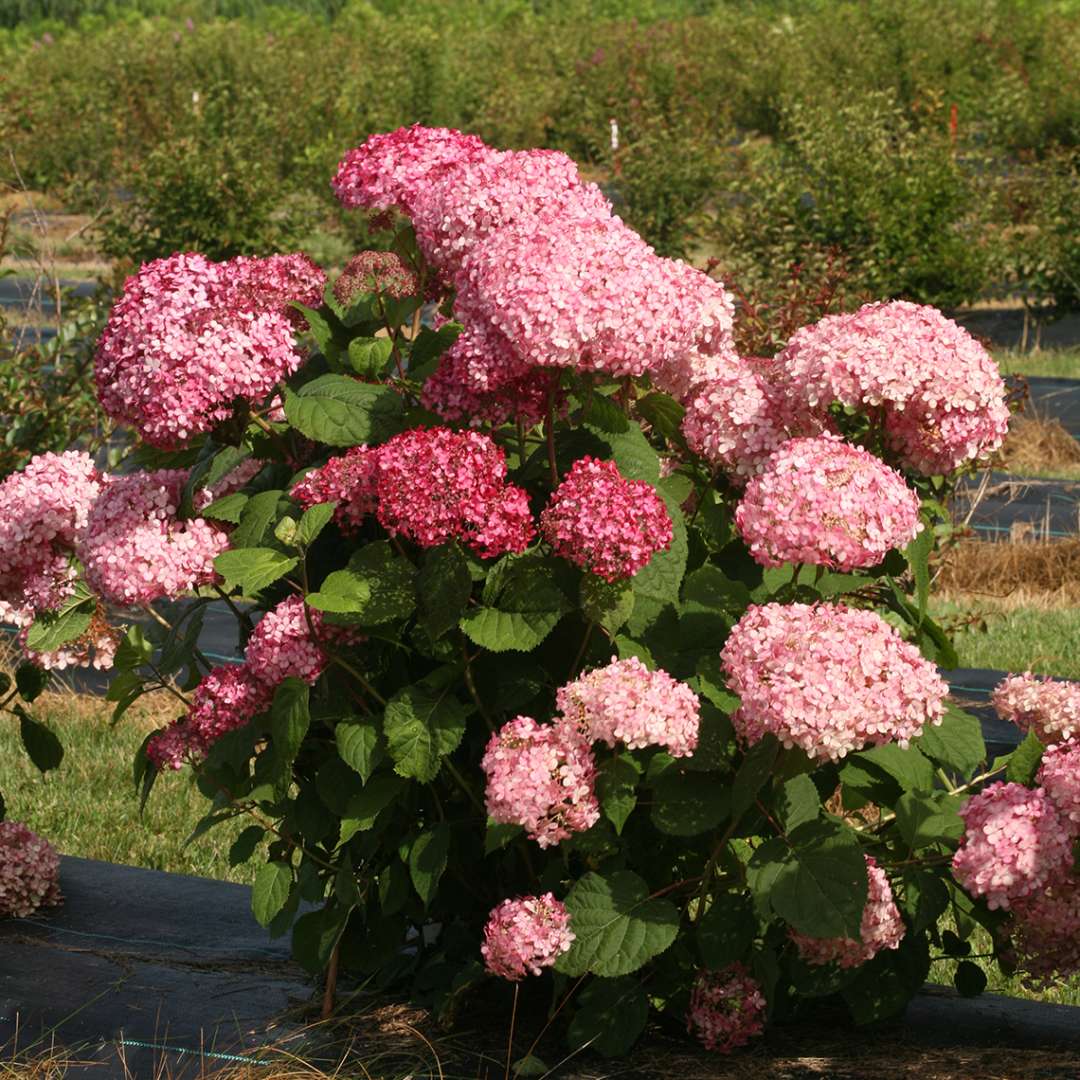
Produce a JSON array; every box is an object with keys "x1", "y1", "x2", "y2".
[
  {"x1": 0, "y1": 821, "x2": 63, "y2": 918},
  {"x1": 481, "y1": 893, "x2": 575, "y2": 980}
]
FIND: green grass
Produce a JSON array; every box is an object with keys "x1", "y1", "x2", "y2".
[
  {"x1": 994, "y1": 347, "x2": 1080, "y2": 381},
  {"x1": 0, "y1": 692, "x2": 256, "y2": 883}
]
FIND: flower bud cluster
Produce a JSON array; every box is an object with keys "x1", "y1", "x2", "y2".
[
  {"x1": 0, "y1": 820, "x2": 62, "y2": 918},
  {"x1": 481, "y1": 893, "x2": 575, "y2": 980},
  {"x1": 721, "y1": 603, "x2": 947, "y2": 761}
]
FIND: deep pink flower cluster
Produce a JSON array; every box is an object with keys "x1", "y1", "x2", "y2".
[
  {"x1": 720, "y1": 603, "x2": 947, "y2": 761},
  {"x1": 687, "y1": 964, "x2": 766, "y2": 1053},
  {"x1": 735, "y1": 434, "x2": 922, "y2": 570},
  {"x1": 481, "y1": 715, "x2": 600, "y2": 848},
  {"x1": 481, "y1": 893, "x2": 575, "y2": 980},
  {"x1": 791, "y1": 855, "x2": 905, "y2": 968},
  {"x1": 776, "y1": 301, "x2": 1009, "y2": 475},
  {"x1": 293, "y1": 427, "x2": 534, "y2": 558},
  {"x1": 332, "y1": 126, "x2": 737, "y2": 407},
  {"x1": 333, "y1": 251, "x2": 419, "y2": 308},
  {"x1": 79, "y1": 470, "x2": 229, "y2": 606},
  {"x1": 557, "y1": 656, "x2": 700, "y2": 757},
  {"x1": 991, "y1": 672, "x2": 1080, "y2": 746},
  {"x1": 540, "y1": 457, "x2": 672, "y2": 581},
  {"x1": 95, "y1": 251, "x2": 325, "y2": 447},
  {"x1": 1037, "y1": 742, "x2": 1080, "y2": 828},
  {"x1": 951, "y1": 782, "x2": 1073, "y2": 910},
  {"x1": 245, "y1": 595, "x2": 330, "y2": 685},
  {"x1": 1012, "y1": 878, "x2": 1080, "y2": 981},
  {"x1": 0, "y1": 820, "x2": 62, "y2": 918}
]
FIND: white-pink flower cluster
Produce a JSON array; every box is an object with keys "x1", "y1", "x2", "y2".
[
  {"x1": 791, "y1": 855, "x2": 905, "y2": 968},
  {"x1": 687, "y1": 963, "x2": 766, "y2": 1053},
  {"x1": 1037, "y1": 741, "x2": 1080, "y2": 828},
  {"x1": 481, "y1": 715, "x2": 600, "y2": 848},
  {"x1": 332, "y1": 125, "x2": 737, "y2": 407},
  {"x1": 735, "y1": 434, "x2": 922, "y2": 570},
  {"x1": 0, "y1": 820, "x2": 62, "y2": 918},
  {"x1": 775, "y1": 301, "x2": 1009, "y2": 475},
  {"x1": 481, "y1": 893, "x2": 575, "y2": 980},
  {"x1": 79, "y1": 469, "x2": 230, "y2": 606},
  {"x1": 95, "y1": 252, "x2": 325, "y2": 448},
  {"x1": 720, "y1": 603, "x2": 947, "y2": 761},
  {"x1": 952, "y1": 782, "x2": 1073, "y2": 911},
  {"x1": 244, "y1": 595, "x2": 331, "y2": 685},
  {"x1": 557, "y1": 656, "x2": 700, "y2": 758},
  {"x1": 991, "y1": 672, "x2": 1080, "y2": 746}
]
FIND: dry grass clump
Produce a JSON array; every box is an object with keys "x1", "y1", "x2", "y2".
[
  {"x1": 935, "y1": 537, "x2": 1080, "y2": 602},
  {"x1": 998, "y1": 412, "x2": 1080, "y2": 478}
]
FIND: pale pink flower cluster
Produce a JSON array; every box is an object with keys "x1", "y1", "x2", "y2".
[
  {"x1": 1012, "y1": 878, "x2": 1080, "y2": 981},
  {"x1": 79, "y1": 470, "x2": 230, "y2": 606},
  {"x1": 293, "y1": 427, "x2": 534, "y2": 557},
  {"x1": 481, "y1": 715, "x2": 600, "y2": 848},
  {"x1": 557, "y1": 656, "x2": 700, "y2": 757},
  {"x1": 333, "y1": 250, "x2": 419, "y2": 308},
  {"x1": 540, "y1": 457, "x2": 672, "y2": 581},
  {"x1": 95, "y1": 251, "x2": 325, "y2": 447},
  {"x1": 481, "y1": 893, "x2": 575, "y2": 980},
  {"x1": 148, "y1": 596, "x2": 342, "y2": 770},
  {"x1": 687, "y1": 964, "x2": 766, "y2": 1053},
  {"x1": 332, "y1": 125, "x2": 737, "y2": 409},
  {"x1": 1037, "y1": 742, "x2": 1080, "y2": 827},
  {"x1": 951, "y1": 782, "x2": 1073, "y2": 910},
  {"x1": 0, "y1": 820, "x2": 62, "y2": 918},
  {"x1": 735, "y1": 435, "x2": 922, "y2": 570},
  {"x1": 791, "y1": 855, "x2": 905, "y2": 968},
  {"x1": 720, "y1": 603, "x2": 947, "y2": 761},
  {"x1": 775, "y1": 301, "x2": 1009, "y2": 475},
  {"x1": 0, "y1": 451, "x2": 111, "y2": 669},
  {"x1": 991, "y1": 672, "x2": 1080, "y2": 746}
]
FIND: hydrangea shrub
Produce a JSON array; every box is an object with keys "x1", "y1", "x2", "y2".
[{"x1": 2, "y1": 125, "x2": 1071, "y2": 1058}]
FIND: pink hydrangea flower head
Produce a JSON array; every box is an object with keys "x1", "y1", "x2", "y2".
[
  {"x1": 79, "y1": 469, "x2": 229, "y2": 606},
  {"x1": 244, "y1": 595, "x2": 329, "y2": 686},
  {"x1": 952, "y1": 782, "x2": 1073, "y2": 910},
  {"x1": 720, "y1": 602, "x2": 948, "y2": 762},
  {"x1": 95, "y1": 252, "x2": 319, "y2": 448},
  {"x1": 333, "y1": 251, "x2": 419, "y2": 308},
  {"x1": 680, "y1": 357, "x2": 792, "y2": 482},
  {"x1": 791, "y1": 855, "x2": 905, "y2": 968},
  {"x1": 147, "y1": 662, "x2": 273, "y2": 770},
  {"x1": 0, "y1": 450, "x2": 102, "y2": 604},
  {"x1": 292, "y1": 445, "x2": 381, "y2": 535},
  {"x1": 0, "y1": 821, "x2": 62, "y2": 917},
  {"x1": 1012, "y1": 877, "x2": 1080, "y2": 981},
  {"x1": 331, "y1": 124, "x2": 493, "y2": 217},
  {"x1": 480, "y1": 893, "x2": 575, "y2": 980},
  {"x1": 374, "y1": 427, "x2": 534, "y2": 558},
  {"x1": 540, "y1": 457, "x2": 672, "y2": 582},
  {"x1": 776, "y1": 301, "x2": 1009, "y2": 475},
  {"x1": 992, "y1": 672, "x2": 1080, "y2": 746},
  {"x1": 557, "y1": 656, "x2": 700, "y2": 757},
  {"x1": 481, "y1": 715, "x2": 600, "y2": 848},
  {"x1": 735, "y1": 434, "x2": 922, "y2": 570},
  {"x1": 1036, "y1": 741, "x2": 1080, "y2": 830},
  {"x1": 687, "y1": 963, "x2": 766, "y2": 1053}
]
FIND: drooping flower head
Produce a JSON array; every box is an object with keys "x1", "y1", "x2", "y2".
[
  {"x1": 1012, "y1": 877, "x2": 1080, "y2": 981},
  {"x1": 541, "y1": 457, "x2": 672, "y2": 582},
  {"x1": 720, "y1": 603, "x2": 947, "y2": 762},
  {"x1": 557, "y1": 656, "x2": 700, "y2": 758},
  {"x1": 481, "y1": 715, "x2": 600, "y2": 848},
  {"x1": 735, "y1": 434, "x2": 922, "y2": 570},
  {"x1": 78, "y1": 469, "x2": 229, "y2": 606},
  {"x1": 687, "y1": 964, "x2": 766, "y2": 1053},
  {"x1": 95, "y1": 252, "x2": 325, "y2": 448},
  {"x1": 481, "y1": 893, "x2": 575, "y2": 980},
  {"x1": 776, "y1": 301, "x2": 1009, "y2": 475},
  {"x1": 992, "y1": 672, "x2": 1080, "y2": 746},
  {"x1": 147, "y1": 662, "x2": 272, "y2": 771},
  {"x1": 0, "y1": 821, "x2": 62, "y2": 918},
  {"x1": 951, "y1": 782, "x2": 1073, "y2": 911},
  {"x1": 791, "y1": 855, "x2": 905, "y2": 968},
  {"x1": 374, "y1": 427, "x2": 534, "y2": 558}
]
